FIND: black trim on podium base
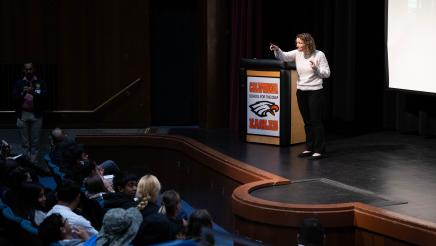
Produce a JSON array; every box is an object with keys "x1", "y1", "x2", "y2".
[{"x1": 279, "y1": 70, "x2": 291, "y2": 146}]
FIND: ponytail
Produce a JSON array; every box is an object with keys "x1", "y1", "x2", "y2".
[{"x1": 137, "y1": 195, "x2": 150, "y2": 211}]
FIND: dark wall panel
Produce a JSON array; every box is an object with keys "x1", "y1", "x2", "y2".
[
  {"x1": 0, "y1": 0, "x2": 151, "y2": 128},
  {"x1": 150, "y1": 1, "x2": 199, "y2": 126}
]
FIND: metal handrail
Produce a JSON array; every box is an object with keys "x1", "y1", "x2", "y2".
[{"x1": 0, "y1": 77, "x2": 141, "y2": 114}]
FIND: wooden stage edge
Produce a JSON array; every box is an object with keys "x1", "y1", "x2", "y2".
[{"x1": 77, "y1": 134, "x2": 436, "y2": 246}]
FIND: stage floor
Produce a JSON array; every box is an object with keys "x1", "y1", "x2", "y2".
[{"x1": 169, "y1": 128, "x2": 436, "y2": 224}]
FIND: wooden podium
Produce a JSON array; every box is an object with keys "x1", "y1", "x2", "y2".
[{"x1": 240, "y1": 58, "x2": 305, "y2": 146}]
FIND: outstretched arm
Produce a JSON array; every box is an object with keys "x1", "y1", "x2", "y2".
[{"x1": 270, "y1": 43, "x2": 296, "y2": 62}]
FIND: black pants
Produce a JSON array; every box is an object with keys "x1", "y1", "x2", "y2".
[{"x1": 296, "y1": 89, "x2": 325, "y2": 153}]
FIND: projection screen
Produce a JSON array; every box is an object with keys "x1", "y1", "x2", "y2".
[{"x1": 387, "y1": 0, "x2": 436, "y2": 94}]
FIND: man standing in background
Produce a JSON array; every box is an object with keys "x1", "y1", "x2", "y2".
[{"x1": 12, "y1": 63, "x2": 47, "y2": 164}]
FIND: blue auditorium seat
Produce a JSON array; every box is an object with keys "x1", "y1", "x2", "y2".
[
  {"x1": 49, "y1": 242, "x2": 63, "y2": 246},
  {"x1": 43, "y1": 153, "x2": 51, "y2": 162},
  {"x1": 152, "y1": 239, "x2": 197, "y2": 246},
  {"x1": 20, "y1": 219, "x2": 38, "y2": 235},
  {"x1": 2, "y1": 207, "x2": 23, "y2": 224},
  {"x1": 0, "y1": 198, "x2": 6, "y2": 209},
  {"x1": 38, "y1": 176, "x2": 57, "y2": 190}
]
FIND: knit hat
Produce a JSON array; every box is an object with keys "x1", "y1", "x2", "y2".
[{"x1": 96, "y1": 207, "x2": 142, "y2": 246}]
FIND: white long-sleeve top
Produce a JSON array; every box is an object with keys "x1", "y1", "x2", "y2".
[
  {"x1": 47, "y1": 204, "x2": 98, "y2": 237},
  {"x1": 274, "y1": 49, "x2": 330, "y2": 91}
]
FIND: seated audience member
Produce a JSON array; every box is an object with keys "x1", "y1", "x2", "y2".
[
  {"x1": 133, "y1": 213, "x2": 174, "y2": 246},
  {"x1": 0, "y1": 139, "x2": 12, "y2": 159},
  {"x1": 11, "y1": 182, "x2": 47, "y2": 226},
  {"x1": 61, "y1": 144, "x2": 118, "y2": 186},
  {"x1": 3, "y1": 166, "x2": 33, "y2": 208},
  {"x1": 186, "y1": 209, "x2": 214, "y2": 244},
  {"x1": 297, "y1": 217, "x2": 325, "y2": 246},
  {"x1": 135, "y1": 174, "x2": 161, "y2": 218},
  {"x1": 0, "y1": 140, "x2": 19, "y2": 187},
  {"x1": 103, "y1": 172, "x2": 138, "y2": 209},
  {"x1": 133, "y1": 174, "x2": 175, "y2": 245},
  {"x1": 159, "y1": 190, "x2": 187, "y2": 238},
  {"x1": 5, "y1": 165, "x2": 33, "y2": 187},
  {"x1": 84, "y1": 175, "x2": 111, "y2": 201},
  {"x1": 49, "y1": 128, "x2": 76, "y2": 165},
  {"x1": 93, "y1": 207, "x2": 142, "y2": 246},
  {"x1": 1, "y1": 139, "x2": 43, "y2": 181},
  {"x1": 60, "y1": 145, "x2": 94, "y2": 183},
  {"x1": 38, "y1": 213, "x2": 90, "y2": 246},
  {"x1": 47, "y1": 180, "x2": 98, "y2": 236}
]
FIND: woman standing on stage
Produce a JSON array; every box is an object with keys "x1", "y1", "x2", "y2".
[{"x1": 270, "y1": 33, "x2": 330, "y2": 160}]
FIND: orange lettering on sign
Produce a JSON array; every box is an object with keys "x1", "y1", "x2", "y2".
[
  {"x1": 249, "y1": 82, "x2": 278, "y2": 94},
  {"x1": 249, "y1": 118, "x2": 279, "y2": 131}
]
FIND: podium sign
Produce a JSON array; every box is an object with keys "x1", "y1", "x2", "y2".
[
  {"x1": 240, "y1": 59, "x2": 305, "y2": 146},
  {"x1": 247, "y1": 74, "x2": 280, "y2": 137}
]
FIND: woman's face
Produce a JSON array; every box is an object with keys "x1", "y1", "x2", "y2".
[
  {"x1": 38, "y1": 189, "x2": 46, "y2": 207},
  {"x1": 296, "y1": 38, "x2": 306, "y2": 52}
]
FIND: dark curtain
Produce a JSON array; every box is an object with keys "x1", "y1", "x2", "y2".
[
  {"x1": 228, "y1": 0, "x2": 263, "y2": 130},
  {"x1": 229, "y1": 0, "x2": 386, "y2": 133}
]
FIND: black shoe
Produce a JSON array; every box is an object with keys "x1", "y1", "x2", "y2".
[
  {"x1": 297, "y1": 151, "x2": 313, "y2": 158},
  {"x1": 309, "y1": 154, "x2": 325, "y2": 160}
]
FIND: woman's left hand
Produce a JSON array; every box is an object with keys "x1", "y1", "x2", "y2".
[{"x1": 309, "y1": 59, "x2": 317, "y2": 69}]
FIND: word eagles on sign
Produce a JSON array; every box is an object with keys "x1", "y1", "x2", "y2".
[{"x1": 249, "y1": 118, "x2": 279, "y2": 131}]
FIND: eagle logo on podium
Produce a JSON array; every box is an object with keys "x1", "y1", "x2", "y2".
[{"x1": 249, "y1": 101, "x2": 279, "y2": 117}]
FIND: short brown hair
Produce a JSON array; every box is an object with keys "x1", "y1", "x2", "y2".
[{"x1": 296, "y1": 33, "x2": 316, "y2": 54}]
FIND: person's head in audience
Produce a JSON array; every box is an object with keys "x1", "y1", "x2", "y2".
[
  {"x1": 50, "y1": 128, "x2": 66, "y2": 145},
  {"x1": 0, "y1": 139, "x2": 12, "y2": 159},
  {"x1": 84, "y1": 174, "x2": 109, "y2": 197},
  {"x1": 62, "y1": 144, "x2": 88, "y2": 166},
  {"x1": 113, "y1": 172, "x2": 138, "y2": 198},
  {"x1": 11, "y1": 182, "x2": 47, "y2": 226},
  {"x1": 159, "y1": 189, "x2": 182, "y2": 219},
  {"x1": 49, "y1": 128, "x2": 73, "y2": 151},
  {"x1": 7, "y1": 166, "x2": 32, "y2": 188},
  {"x1": 63, "y1": 144, "x2": 99, "y2": 183},
  {"x1": 186, "y1": 209, "x2": 213, "y2": 240},
  {"x1": 135, "y1": 213, "x2": 175, "y2": 245},
  {"x1": 136, "y1": 174, "x2": 161, "y2": 210},
  {"x1": 56, "y1": 179, "x2": 81, "y2": 209},
  {"x1": 22, "y1": 182, "x2": 46, "y2": 210},
  {"x1": 298, "y1": 217, "x2": 325, "y2": 246},
  {"x1": 38, "y1": 213, "x2": 89, "y2": 245},
  {"x1": 96, "y1": 207, "x2": 143, "y2": 245}
]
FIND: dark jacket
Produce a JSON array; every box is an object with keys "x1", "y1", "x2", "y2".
[
  {"x1": 133, "y1": 213, "x2": 175, "y2": 246},
  {"x1": 49, "y1": 137, "x2": 76, "y2": 166},
  {"x1": 12, "y1": 77, "x2": 47, "y2": 118},
  {"x1": 103, "y1": 192, "x2": 138, "y2": 209}
]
